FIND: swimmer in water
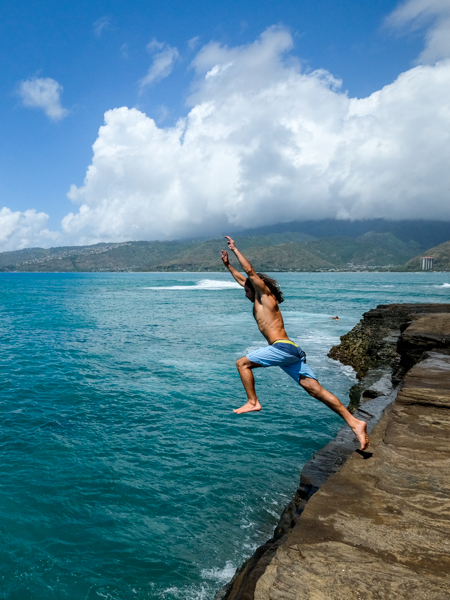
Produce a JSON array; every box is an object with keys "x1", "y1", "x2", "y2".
[{"x1": 221, "y1": 236, "x2": 369, "y2": 451}]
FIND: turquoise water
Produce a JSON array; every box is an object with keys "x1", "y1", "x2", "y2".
[{"x1": 0, "y1": 272, "x2": 449, "y2": 600}]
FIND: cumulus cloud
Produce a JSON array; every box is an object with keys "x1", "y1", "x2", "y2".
[
  {"x1": 62, "y1": 22, "x2": 450, "y2": 244},
  {"x1": 0, "y1": 207, "x2": 59, "y2": 252},
  {"x1": 387, "y1": 0, "x2": 450, "y2": 63},
  {"x1": 17, "y1": 77, "x2": 69, "y2": 121},
  {"x1": 139, "y1": 40, "x2": 179, "y2": 89}
]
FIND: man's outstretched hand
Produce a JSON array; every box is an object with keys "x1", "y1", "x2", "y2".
[
  {"x1": 221, "y1": 250, "x2": 230, "y2": 266},
  {"x1": 224, "y1": 236, "x2": 236, "y2": 250}
]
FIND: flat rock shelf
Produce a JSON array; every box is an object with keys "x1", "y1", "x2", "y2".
[{"x1": 216, "y1": 304, "x2": 450, "y2": 600}]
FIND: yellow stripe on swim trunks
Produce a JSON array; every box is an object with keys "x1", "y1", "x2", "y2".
[{"x1": 272, "y1": 339, "x2": 298, "y2": 346}]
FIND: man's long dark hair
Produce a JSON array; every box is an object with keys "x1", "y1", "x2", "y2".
[{"x1": 252, "y1": 273, "x2": 284, "y2": 303}]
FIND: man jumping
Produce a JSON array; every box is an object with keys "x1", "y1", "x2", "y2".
[{"x1": 221, "y1": 236, "x2": 369, "y2": 451}]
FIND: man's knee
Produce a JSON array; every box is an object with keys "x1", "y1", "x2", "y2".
[
  {"x1": 236, "y1": 356, "x2": 249, "y2": 370},
  {"x1": 237, "y1": 356, "x2": 260, "y2": 371}
]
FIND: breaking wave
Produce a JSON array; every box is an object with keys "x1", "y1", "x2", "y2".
[{"x1": 144, "y1": 279, "x2": 242, "y2": 290}]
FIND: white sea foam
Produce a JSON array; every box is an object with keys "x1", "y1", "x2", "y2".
[
  {"x1": 435, "y1": 283, "x2": 450, "y2": 288},
  {"x1": 160, "y1": 563, "x2": 236, "y2": 600},
  {"x1": 201, "y1": 561, "x2": 236, "y2": 583},
  {"x1": 338, "y1": 364, "x2": 357, "y2": 379},
  {"x1": 160, "y1": 586, "x2": 208, "y2": 600},
  {"x1": 265, "y1": 507, "x2": 282, "y2": 518},
  {"x1": 295, "y1": 333, "x2": 337, "y2": 345},
  {"x1": 143, "y1": 279, "x2": 241, "y2": 290},
  {"x1": 242, "y1": 342, "x2": 265, "y2": 355}
]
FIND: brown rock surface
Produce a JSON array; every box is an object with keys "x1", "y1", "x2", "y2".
[
  {"x1": 253, "y1": 355, "x2": 450, "y2": 597},
  {"x1": 397, "y1": 314, "x2": 450, "y2": 374}
]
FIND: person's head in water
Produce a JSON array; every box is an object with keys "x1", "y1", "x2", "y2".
[{"x1": 244, "y1": 274, "x2": 284, "y2": 304}]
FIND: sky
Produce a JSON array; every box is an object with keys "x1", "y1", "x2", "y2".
[{"x1": 1, "y1": 0, "x2": 450, "y2": 251}]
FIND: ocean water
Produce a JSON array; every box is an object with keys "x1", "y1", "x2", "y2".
[{"x1": 0, "y1": 271, "x2": 449, "y2": 600}]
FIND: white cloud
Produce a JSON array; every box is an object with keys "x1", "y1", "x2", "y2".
[
  {"x1": 18, "y1": 77, "x2": 69, "y2": 121},
  {"x1": 387, "y1": 0, "x2": 450, "y2": 63},
  {"x1": 93, "y1": 16, "x2": 111, "y2": 38},
  {"x1": 188, "y1": 36, "x2": 200, "y2": 51},
  {"x1": 139, "y1": 40, "x2": 179, "y2": 89},
  {"x1": 0, "y1": 207, "x2": 59, "y2": 252},
  {"x1": 62, "y1": 23, "x2": 450, "y2": 244}
]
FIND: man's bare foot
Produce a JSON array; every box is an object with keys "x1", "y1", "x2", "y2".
[
  {"x1": 352, "y1": 419, "x2": 370, "y2": 451},
  {"x1": 233, "y1": 400, "x2": 262, "y2": 414}
]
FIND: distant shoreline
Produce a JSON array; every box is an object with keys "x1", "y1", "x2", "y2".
[{"x1": 1, "y1": 225, "x2": 449, "y2": 272}]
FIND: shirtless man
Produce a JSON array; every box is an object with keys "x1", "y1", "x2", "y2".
[{"x1": 221, "y1": 236, "x2": 369, "y2": 451}]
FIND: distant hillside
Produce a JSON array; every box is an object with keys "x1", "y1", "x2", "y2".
[
  {"x1": 303, "y1": 232, "x2": 420, "y2": 268},
  {"x1": 0, "y1": 241, "x2": 195, "y2": 272},
  {"x1": 158, "y1": 240, "x2": 335, "y2": 272},
  {"x1": 0, "y1": 230, "x2": 427, "y2": 272},
  {"x1": 239, "y1": 219, "x2": 450, "y2": 249},
  {"x1": 403, "y1": 240, "x2": 450, "y2": 271}
]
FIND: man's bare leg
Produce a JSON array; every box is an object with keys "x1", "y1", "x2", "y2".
[
  {"x1": 234, "y1": 357, "x2": 263, "y2": 414},
  {"x1": 300, "y1": 376, "x2": 370, "y2": 451}
]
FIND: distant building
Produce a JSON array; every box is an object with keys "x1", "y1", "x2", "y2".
[{"x1": 420, "y1": 257, "x2": 434, "y2": 270}]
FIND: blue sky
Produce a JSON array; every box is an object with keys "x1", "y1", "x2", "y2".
[{"x1": 1, "y1": 0, "x2": 450, "y2": 249}]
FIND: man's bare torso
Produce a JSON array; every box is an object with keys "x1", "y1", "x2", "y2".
[{"x1": 252, "y1": 293, "x2": 289, "y2": 344}]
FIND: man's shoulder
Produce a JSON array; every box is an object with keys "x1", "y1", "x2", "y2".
[{"x1": 260, "y1": 291, "x2": 279, "y2": 307}]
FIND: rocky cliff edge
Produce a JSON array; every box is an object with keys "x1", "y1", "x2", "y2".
[{"x1": 215, "y1": 304, "x2": 450, "y2": 600}]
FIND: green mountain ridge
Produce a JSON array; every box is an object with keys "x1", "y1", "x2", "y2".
[{"x1": 0, "y1": 230, "x2": 441, "y2": 272}]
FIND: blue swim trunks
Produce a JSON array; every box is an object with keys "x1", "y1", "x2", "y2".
[{"x1": 246, "y1": 340, "x2": 317, "y2": 384}]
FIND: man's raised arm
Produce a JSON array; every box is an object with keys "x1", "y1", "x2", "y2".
[
  {"x1": 224, "y1": 236, "x2": 268, "y2": 294},
  {"x1": 221, "y1": 250, "x2": 247, "y2": 287}
]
